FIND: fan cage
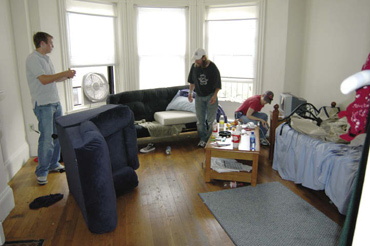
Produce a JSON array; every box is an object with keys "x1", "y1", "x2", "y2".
[{"x1": 82, "y1": 72, "x2": 109, "y2": 103}]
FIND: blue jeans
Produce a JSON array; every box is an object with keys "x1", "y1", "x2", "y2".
[
  {"x1": 33, "y1": 102, "x2": 62, "y2": 177},
  {"x1": 195, "y1": 94, "x2": 218, "y2": 142},
  {"x1": 235, "y1": 111, "x2": 268, "y2": 139}
]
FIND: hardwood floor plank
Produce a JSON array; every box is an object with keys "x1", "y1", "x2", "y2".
[{"x1": 3, "y1": 137, "x2": 344, "y2": 246}]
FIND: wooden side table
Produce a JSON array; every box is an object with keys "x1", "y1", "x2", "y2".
[{"x1": 204, "y1": 128, "x2": 260, "y2": 186}]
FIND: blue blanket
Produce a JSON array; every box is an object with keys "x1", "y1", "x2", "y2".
[{"x1": 272, "y1": 123, "x2": 362, "y2": 215}]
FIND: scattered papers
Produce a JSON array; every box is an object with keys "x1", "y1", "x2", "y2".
[
  {"x1": 211, "y1": 158, "x2": 252, "y2": 173},
  {"x1": 211, "y1": 142, "x2": 230, "y2": 147}
]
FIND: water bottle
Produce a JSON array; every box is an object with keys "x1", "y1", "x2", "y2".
[
  {"x1": 250, "y1": 131, "x2": 256, "y2": 151},
  {"x1": 211, "y1": 119, "x2": 218, "y2": 141},
  {"x1": 165, "y1": 146, "x2": 171, "y2": 155},
  {"x1": 219, "y1": 115, "x2": 225, "y2": 131}
]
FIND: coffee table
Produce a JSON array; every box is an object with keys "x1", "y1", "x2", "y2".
[{"x1": 204, "y1": 128, "x2": 260, "y2": 186}]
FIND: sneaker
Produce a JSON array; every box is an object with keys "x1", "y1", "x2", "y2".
[
  {"x1": 140, "y1": 143, "x2": 155, "y2": 153},
  {"x1": 260, "y1": 138, "x2": 270, "y2": 146},
  {"x1": 198, "y1": 141, "x2": 206, "y2": 148},
  {"x1": 37, "y1": 176, "x2": 48, "y2": 185},
  {"x1": 49, "y1": 164, "x2": 65, "y2": 173}
]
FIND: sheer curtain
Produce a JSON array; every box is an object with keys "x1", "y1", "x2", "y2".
[{"x1": 136, "y1": 7, "x2": 187, "y2": 89}]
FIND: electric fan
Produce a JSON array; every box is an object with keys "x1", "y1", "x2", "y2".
[{"x1": 82, "y1": 72, "x2": 109, "y2": 102}]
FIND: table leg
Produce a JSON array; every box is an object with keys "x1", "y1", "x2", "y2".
[
  {"x1": 204, "y1": 149, "x2": 211, "y2": 182},
  {"x1": 251, "y1": 155, "x2": 259, "y2": 186}
]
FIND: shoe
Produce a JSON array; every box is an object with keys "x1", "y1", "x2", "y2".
[
  {"x1": 140, "y1": 143, "x2": 155, "y2": 153},
  {"x1": 198, "y1": 141, "x2": 206, "y2": 148},
  {"x1": 29, "y1": 193, "x2": 64, "y2": 209},
  {"x1": 37, "y1": 176, "x2": 48, "y2": 185},
  {"x1": 49, "y1": 164, "x2": 65, "y2": 173},
  {"x1": 260, "y1": 138, "x2": 270, "y2": 146}
]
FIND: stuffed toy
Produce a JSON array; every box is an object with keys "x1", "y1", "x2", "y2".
[{"x1": 338, "y1": 53, "x2": 370, "y2": 142}]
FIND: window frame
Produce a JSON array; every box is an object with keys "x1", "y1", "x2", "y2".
[
  {"x1": 59, "y1": 0, "x2": 119, "y2": 113},
  {"x1": 203, "y1": 2, "x2": 265, "y2": 102}
]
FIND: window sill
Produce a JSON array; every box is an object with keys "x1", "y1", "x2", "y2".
[
  {"x1": 218, "y1": 98, "x2": 243, "y2": 104},
  {"x1": 65, "y1": 101, "x2": 106, "y2": 115}
]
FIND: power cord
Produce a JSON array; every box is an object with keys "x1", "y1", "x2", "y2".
[{"x1": 30, "y1": 124, "x2": 40, "y2": 134}]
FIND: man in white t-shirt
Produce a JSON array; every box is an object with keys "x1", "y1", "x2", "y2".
[{"x1": 26, "y1": 32, "x2": 76, "y2": 185}]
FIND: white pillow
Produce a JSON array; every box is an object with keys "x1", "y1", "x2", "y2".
[{"x1": 166, "y1": 94, "x2": 196, "y2": 113}]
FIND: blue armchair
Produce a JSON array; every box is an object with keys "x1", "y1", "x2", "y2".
[{"x1": 55, "y1": 104, "x2": 139, "y2": 234}]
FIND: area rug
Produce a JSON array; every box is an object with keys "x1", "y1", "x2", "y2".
[
  {"x1": 199, "y1": 182, "x2": 342, "y2": 246},
  {"x1": 3, "y1": 239, "x2": 44, "y2": 246}
]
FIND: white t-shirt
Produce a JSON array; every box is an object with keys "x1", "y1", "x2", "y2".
[{"x1": 26, "y1": 50, "x2": 60, "y2": 108}]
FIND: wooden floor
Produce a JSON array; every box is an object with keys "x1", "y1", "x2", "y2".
[{"x1": 3, "y1": 136, "x2": 345, "y2": 246}]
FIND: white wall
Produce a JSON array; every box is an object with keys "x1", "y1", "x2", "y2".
[
  {"x1": 300, "y1": 0, "x2": 370, "y2": 109},
  {"x1": 11, "y1": 0, "x2": 66, "y2": 157},
  {"x1": 0, "y1": 0, "x2": 21, "y2": 224}
]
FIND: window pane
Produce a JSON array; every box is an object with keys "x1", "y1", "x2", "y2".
[
  {"x1": 218, "y1": 79, "x2": 254, "y2": 102},
  {"x1": 137, "y1": 7, "x2": 186, "y2": 89},
  {"x1": 67, "y1": 13, "x2": 115, "y2": 66},
  {"x1": 73, "y1": 87, "x2": 83, "y2": 106}
]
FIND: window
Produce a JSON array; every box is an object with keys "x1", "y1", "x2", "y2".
[
  {"x1": 136, "y1": 7, "x2": 187, "y2": 89},
  {"x1": 64, "y1": 0, "x2": 117, "y2": 109},
  {"x1": 205, "y1": 6, "x2": 259, "y2": 102},
  {"x1": 60, "y1": 0, "x2": 265, "y2": 111}
]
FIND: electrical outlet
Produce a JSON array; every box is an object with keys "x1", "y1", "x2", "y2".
[{"x1": 29, "y1": 124, "x2": 35, "y2": 132}]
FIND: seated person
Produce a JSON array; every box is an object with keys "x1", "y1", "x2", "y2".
[{"x1": 234, "y1": 91, "x2": 274, "y2": 145}]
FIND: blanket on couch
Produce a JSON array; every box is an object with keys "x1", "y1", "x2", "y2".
[{"x1": 138, "y1": 121, "x2": 185, "y2": 137}]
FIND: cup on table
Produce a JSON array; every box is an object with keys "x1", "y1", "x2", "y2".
[{"x1": 232, "y1": 131, "x2": 241, "y2": 148}]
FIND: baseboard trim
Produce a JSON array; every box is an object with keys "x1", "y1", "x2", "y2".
[
  {"x1": 0, "y1": 185, "x2": 15, "y2": 222},
  {"x1": 4, "y1": 142, "x2": 30, "y2": 181}
]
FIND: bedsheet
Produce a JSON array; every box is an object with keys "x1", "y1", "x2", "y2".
[{"x1": 272, "y1": 123, "x2": 363, "y2": 215}]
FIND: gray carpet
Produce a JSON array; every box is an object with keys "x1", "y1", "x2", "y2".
[{"x1": 199, "y1": 182, "x2": 342, "y2": 246}]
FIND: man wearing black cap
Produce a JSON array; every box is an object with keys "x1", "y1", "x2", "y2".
[{"x1": 235, "y1": 91, "x2": 274, "y2": 145}]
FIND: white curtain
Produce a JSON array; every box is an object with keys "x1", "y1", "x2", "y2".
[
  {"x1": 136, "y1": 7, "x2": 187, "y2": 89},
  {"x1": 67, "y1": 13, "x2": 115, "y2": 67}
]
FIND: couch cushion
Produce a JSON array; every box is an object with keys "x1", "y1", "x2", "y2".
[
  {"x1": 56, "y1": 104, "x2": 118, "y2": 128},
  {"x1": 154, "y1": 111, "x2": 197, "y2": 126},
  {"x1": 75, "y1": 121, "x2": 118, "y2": 234}
]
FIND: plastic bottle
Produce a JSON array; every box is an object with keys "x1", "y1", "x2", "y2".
[
  {"x1": 232, "y1": 125, "x2": 241, "y2": 149},
  {"x1": 165, "y1": 146, "x2": 171, "y2": 155},
  {"x1": 250, "y1": 131, "x2": 256, "y2": 151},
  {"x1": 219, "y1": 115, "x2": 225, "y2": 132},
  {"x1": 211, "y1": 119, "x2": 218, "y2": 141},
  {"x1": 224, "y1": 181, "x2": 245, "y2": 188}
]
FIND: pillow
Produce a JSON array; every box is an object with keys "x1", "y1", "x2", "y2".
[
  {"x1": 166, "y1": 93, "x2": 196, "y2": 113},
  {"x1": 179, "y1": 89, "x2": 196, "y2": 98}
]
